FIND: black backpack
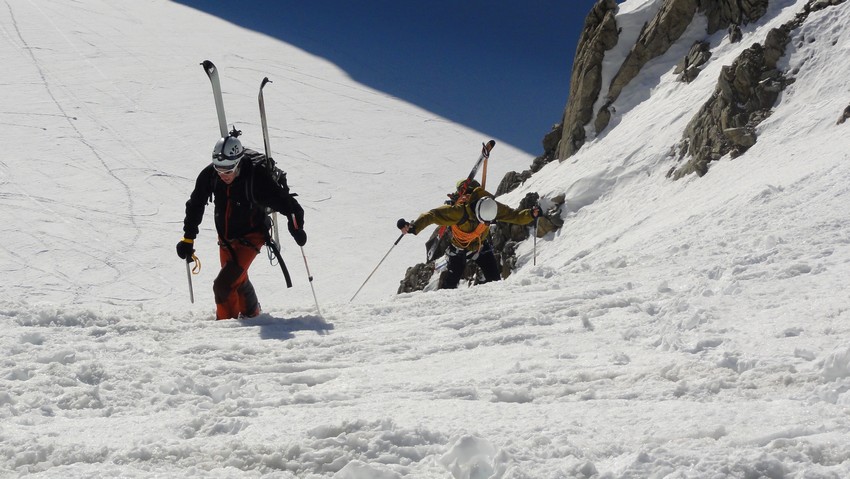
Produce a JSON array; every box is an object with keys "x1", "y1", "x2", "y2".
[
  {"x1": 241, "y1": 149, "x2": 292, "y2": 211},
  {"x1": 238, "y1": 149, "x2": 295, "y2": 288}
]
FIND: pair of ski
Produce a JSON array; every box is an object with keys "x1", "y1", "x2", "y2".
[
  {"x1": 201, "y1": 60, "x2": 280, "y2": 241},
  {"x1": 199, "y1": 60, "x2": 321, "y2": 316}
]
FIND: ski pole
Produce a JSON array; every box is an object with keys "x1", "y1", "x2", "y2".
[
  {"x1": 350, "y1": 232, "x2": 405, "y2": 303},
  {"x1": 292, "y1": 214, "x2": 322, "y2": 316},
  {"x1": 299, "y1": 246, "x2": 321, "y2": 316},
  {"x1": 185, "y1": 259, "x2": 195, "y2": 304}
]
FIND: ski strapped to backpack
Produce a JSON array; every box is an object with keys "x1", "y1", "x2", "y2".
[
  {"x1": 201, "y1": 60, "x2": 293, "y2": 288},
  {"x1": 458, "y1": 140, "x2": 496, "y2": 203},
  {"x1": 258, "y1": 77, "x2": 282, "y2": 248},
  {"x1": 201, "y1": 60, "x2": 229, "y2": 138},
  {"x1": 255, "y1": 76, "x2": 295, "y2": 289},
  {"x1": 426, "y1": 140, "x2": 496, "y2": 261}
]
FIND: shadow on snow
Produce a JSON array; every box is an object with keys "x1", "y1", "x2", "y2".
[{"x1": 236, "y1": 314, "x2": 334, "y2": 340}]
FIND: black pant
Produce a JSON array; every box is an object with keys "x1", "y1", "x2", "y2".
[{"x1": 441, "y1": 241, "x2": 501, "y2": 289}]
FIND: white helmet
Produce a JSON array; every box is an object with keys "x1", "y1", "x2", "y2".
[
  {"x1": 474, "y1": 197, "x2": 498, "y2": 223},
  {"x1": 212, "y1": 135, "x2": 244, "y2": 169}
]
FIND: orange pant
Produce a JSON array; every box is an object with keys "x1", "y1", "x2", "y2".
[{"x1": 213, "y1": 232, "x2": 265, "y2": 320}]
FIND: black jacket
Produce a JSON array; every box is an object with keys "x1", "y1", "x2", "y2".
[{"x1": 182, "y1": 153, "x2": 304, "y2": 241}]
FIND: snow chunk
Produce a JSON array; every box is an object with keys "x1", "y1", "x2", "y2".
[
  {"x1": 821, "y1": 346, "x2": 850, "y2": 381},
  {"x1": 491, "y1": 387, "x2": 533, "y2": 403},
  {"x1": 440, "y1": 435, "x2": 510, "y2": 479}
]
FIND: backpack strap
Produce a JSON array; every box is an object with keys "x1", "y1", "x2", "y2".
[
  {"x1": 262, "y1": 217, "x2": 292, "y2": 288},
  {"x1": 208, "y1": 168, "x2": 218, "y2": 204},
  {"x1": 457, "y1": 203, "x2": 470, "y2": 225},
  {"x1": 242, "y1": 160, "x2": 258, "y2": 209}
]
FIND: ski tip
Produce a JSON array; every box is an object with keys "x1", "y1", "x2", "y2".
[
  {"x1": 261, "y1": 77, "x2": 272, "y2": 88},
  {"x1": 201, "y1": 60, "x2": 216, "y2": 74},
  {"x1": 481, "y1": 140, "x2": 495, "y2": 156}
]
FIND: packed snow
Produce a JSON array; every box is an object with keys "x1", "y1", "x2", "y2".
[{"x1": 2, "y1": 0, "x2": 850, "y2": 477}]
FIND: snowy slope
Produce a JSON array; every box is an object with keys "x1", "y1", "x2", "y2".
[
  {"x1": 1, "y1": 0, "x2": 532, "y2": 311},
  {"x1": 2, "y1": 0, "x2": 850, "y2": 477}
]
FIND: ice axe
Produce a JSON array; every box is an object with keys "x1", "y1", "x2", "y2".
[
  {"x1": 184, "y1": 253, "x2": 200, "y2": 303},
  {"x1": 185, "y1": 260, "x2": 194, "y2": 303}
]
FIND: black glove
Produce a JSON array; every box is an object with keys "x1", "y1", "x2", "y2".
[
  {"x1": 291, "y1": 228, "x2": 307, "y2": 246},
  {"x1": 176, "y1": 239, "x2": 194, "y2": 261},
  {"x1": 287, "y1": 212, "x2": 307, "y2": 246},
  {"x1": 288, "y1": 197, "x2": 305, "y2": 230},
  {"x1": 397, "y1": 218, "x2": 415, "y2": 234},
  {"x1": 286, "y1": 202, "x2": 307, "y2": 246}
]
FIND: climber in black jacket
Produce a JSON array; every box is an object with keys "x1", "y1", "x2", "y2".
[{"x1": 176, "y1": 132, "x2": 306, "y2": 320}]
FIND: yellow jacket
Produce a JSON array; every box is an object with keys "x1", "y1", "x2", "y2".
[{"x1": 410, "y1": 187, "x2": 536, "y2": 252}]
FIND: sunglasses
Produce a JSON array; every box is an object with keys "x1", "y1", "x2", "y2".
[{"x1": 214, "y1": 161, "x2": 240, "y2": 175}]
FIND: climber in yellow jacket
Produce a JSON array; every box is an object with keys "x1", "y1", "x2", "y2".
[{"x1": 397, "y1": 184, "x2": 539, "y2": 289}]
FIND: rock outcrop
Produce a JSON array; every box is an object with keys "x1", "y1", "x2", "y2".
[
  {"x1": 670, "y1": 33, "x2": 791, "y2": 178},
  {"x1": 670, "y1": 0, "x2": 843, "y2": 178},
  {"x1": 557, "y1": 0, "x2": 771, "y2": 161},
  {"x1": 555, "y1": 0, "x2": 620, "y2": 160},
  {"x1": 674, "y1": 41, "x2": 711, "y2": 83},
  {"x1": 839, "y1": 105, "x2": 850, "y2": 125}
]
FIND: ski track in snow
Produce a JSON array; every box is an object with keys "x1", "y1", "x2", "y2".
[{"x1": 6, "y1": 0, "x2": 142, "y2": 243}]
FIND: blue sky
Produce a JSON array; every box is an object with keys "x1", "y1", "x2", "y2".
[{"x1": 175, "y1": 1, "x2": 595, "y2": 154}]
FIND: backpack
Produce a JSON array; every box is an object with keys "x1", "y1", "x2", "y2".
[
  {"x1": 239, "y1": 149, "x2": 295, "y2": 288},
  {"x1": 241, "y1": 149, "x2": 291, "y2": 212}
]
